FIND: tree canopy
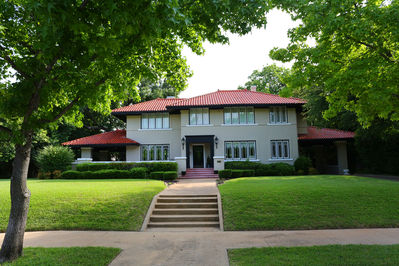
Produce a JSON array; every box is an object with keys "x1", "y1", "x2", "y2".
[
  {"x1": 269, "y1": 0, "x2": 399, "y2": 127},
  {"x1": 238, "y1": 64, "x2": 289, "y2": 95},
  {"x1": 0, "y1": 0, "x2": 271, "y2": 262}
]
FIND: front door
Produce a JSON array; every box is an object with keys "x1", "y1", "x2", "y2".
[{"x1": 193, "y1": 145, "x2": 204, "y2": 168}]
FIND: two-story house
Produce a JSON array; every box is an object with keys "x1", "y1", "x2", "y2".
[{"x1": 63, "y1": 89, "x2": 355, "y2": 175}]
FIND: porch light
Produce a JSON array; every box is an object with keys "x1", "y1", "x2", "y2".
[
  {"x1": 214, "y1": 136, "x2": 219, "y2": 149},
  {"x1": 181, "y1": 137, "x2": 185, "y2": 149}
]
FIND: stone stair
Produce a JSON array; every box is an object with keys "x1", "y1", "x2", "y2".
[
  {"x1": 180, "y1": 168, "x2": 219, "y2": 179},
  {"x1": 146, "y1": 194, "x2": 220, "y2": 229}
]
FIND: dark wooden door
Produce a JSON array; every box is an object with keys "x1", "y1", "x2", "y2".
[{"x1": 193, "y1": 146, "x2": 204, "y2": 168}]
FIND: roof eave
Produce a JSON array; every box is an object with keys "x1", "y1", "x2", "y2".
[{"x1": 166, "y1": 103, "x2": 305, "y2": 110}]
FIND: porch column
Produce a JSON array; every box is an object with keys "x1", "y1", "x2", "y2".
[
  {"x1": 175, "y1": 157, "x2": 187, "y2": 174},
  {"x1": 335, "y1": 141, "x2": 349, "y2": 175}
]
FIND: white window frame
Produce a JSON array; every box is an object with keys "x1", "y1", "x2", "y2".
[
  {"x1": 141, "y1": 113, "x2": 170, "y2": 129},
  {"x1": 225, "y1": 141, "x2": 256, "y2": 160},
  {"x1": 224, "y1": 107, "x2": 255, "y2": 125},
  {"x1": 189, "y1": 108, "x2": 210, "y2": 125},
  {"x1": 269, "y1": 106, "x2": 288, "y2": 124},
  {"x1": 141, "y1": 144, "x2": 170, "y2": 161},
  {"x1": 270, "y1": 140, "x2": 290, "y2": 159}
]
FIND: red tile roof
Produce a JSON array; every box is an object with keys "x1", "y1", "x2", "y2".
[
  {"x1": 111, "y1": 90, "x2": 306, "y2": 114},
  {"x1": 62, "y1": 130, "x2": 139, "y2": 147},
  {"x1": 298, "y1": 126, "x2": 355, "y2": 140},
  {"x1": 169, "y1": 90, "x2": 306, "y2": 108},
  {"x1": 112, "y1": 98, "x2": 184, "y2": 114}
]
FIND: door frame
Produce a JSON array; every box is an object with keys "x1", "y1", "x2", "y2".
[
  {"x1": 184, "y1": 135, "x2": 214, "y2": 169},
  {"x1": 192, "y1": 144, "x2": 205, "y2": 168}
]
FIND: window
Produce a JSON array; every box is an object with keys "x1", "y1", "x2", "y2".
[
  {"x1": 141, "y1": 113, "x2": 169, "y2": 129},
  {"x1": 224, "y1": 107, "x2": 255, "y2": 124},
  {"x1": 189, "y1": 108, "x2": 209, "y2": 125},
  {"x1": 225, "y1": 141, "x2": 256, "y2": 160},
  {"x1": 141, "y1": 145, "x2": 170, "y2": 161},
  {"x1": 269, "y1": 106, "x2": 288, "y2": 124},
  {"x1": 270, "y1": 140, "x2": 290, "y2": 159}
]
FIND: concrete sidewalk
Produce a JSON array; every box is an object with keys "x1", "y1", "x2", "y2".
[{"x1": 2, "y1": 229, "x2": 399, "y2": 266}]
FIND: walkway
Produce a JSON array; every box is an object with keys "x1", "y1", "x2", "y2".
[{"x1": 2, "y1": 229, "x2": 399, "y2": 266}]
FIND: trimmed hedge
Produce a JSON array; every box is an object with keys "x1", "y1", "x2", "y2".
[
  {"x1": 76, "y1": 162, "x2": 177, "y2": 172},
  {"x1": 218, "y1": 169, "x2": 232, "y2": 179},
  {"x1": 225, "y1": 161, "x2": 295, "y2": 177},
  {"x1": 61, "y1": 168, "x2": 148, "y2": 179},
  {"x1": 150, "y1": 171, "x2": 178, "y2": 181}
]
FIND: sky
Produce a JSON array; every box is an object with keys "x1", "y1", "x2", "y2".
[{"x1": 179, "y1": 9, "x2": 299, "y2": 98}]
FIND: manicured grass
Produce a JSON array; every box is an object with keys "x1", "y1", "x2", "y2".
[
  {"x1": 219, "y1": 175, "x2": 399, "y2": 230},
  {"x1": 0, "y1": 179, "x2": 165, "y2": 232},
  {"x1": 228, "y1": 245, "x2": 399, "y2": 266},
  {"x1": 3, "y1": 247, "x2": 121, "y2": 266}
]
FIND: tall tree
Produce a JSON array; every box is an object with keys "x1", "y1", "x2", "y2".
[
  {"x1": 269, "y1": 0, "x2": 399, "y2": 127},
  {"x1": 0, "y1": 0, "x2": 270, "y2": 262},
  {"x1": 238, "y1": 64, "x2": 289, "y2": 95}
]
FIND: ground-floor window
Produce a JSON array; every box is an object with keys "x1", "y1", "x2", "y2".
[
  {"x1": 141, "y1": 145, "x2": 170, "y2": 161},
  {"x1": 225, "y1": 141, "x2": 256, "y2": 160},
  {"x1": 271, "y1": 140, "x2": 290, "y2": 159}
]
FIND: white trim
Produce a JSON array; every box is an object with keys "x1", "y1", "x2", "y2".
[
  {"x1": 85, "y1": 160, "x2": 177, "y2": 163},
  {"x1": 213, "y1": 156, "x2": 225, "y2": 159},
  {"x1": 185, "y1": 124, "x2": 213, "y2": 127},
  {"x1": 138, "y1": 128, "x2": 172, "y2": 131},
  {"x1": 268, "y1": 158, "x2": 293, "y2": 162},
  {"x1": 221, "y1": 123, "x2": 258, "y2": 126},
  {"x1": 225, "y1": 159, "x2": 260, "y2": 162},
  {"x1": 174, "y1": 157, "x2": 187, "y2": 160},
  {"x1": 267, "y1": 123, "x2": 292, "y2": 126}
]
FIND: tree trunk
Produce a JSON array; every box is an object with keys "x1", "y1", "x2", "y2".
[{"x1": 0, "y1": 133, "x2": 32, "y2": 263}]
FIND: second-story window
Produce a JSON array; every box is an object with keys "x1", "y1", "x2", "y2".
[
  {"x1": 269, "y1": 106, "x2": 288, "y2": 124},
  {"x1": 224, "y1": 107, "x2": 254, "y2": 125},
  {"x1": 141, "y1": 113, "x2": 169, "y2": 129},
  {"x1": 189, "y1": 108, "x2": 209, "y2": 125}
]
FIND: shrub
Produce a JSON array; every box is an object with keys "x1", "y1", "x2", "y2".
[
  {"x1": 150, "y1": 172, "x2": 164, "y2": 180},
  {"x1": 294, "y1": 156, "x2": 312, "y2": 174},
  {"x1": 241, "y1": 169, "x2": 255, "y2": 177},
  {"x1": 218, "y1": 169, "x2": 232, "y2": 179},
  {"x1": 129, "y1": 167, "x2": 148, "y2": 178},
  {"x1": 225, "y1": 161, "x2": 262, "y2": 170},
  {"x1": 308, "y1": 167, "x2": 319, "y2": 175},
  {"x1": 61, "y1": 170, "x2": 82, "y2": 179},
  {"x1": 271, "y1": 163, "x2": 295, "y2": 176},
  {"x1": 231, "y1": 170, "x2": 245, "y2": 178},
  {"x1": 255, "y1": 164, "x2": 273, "y2": 176},
  {"x1": 76, "y1": 162, "x2": 178, "y2": 172},
  {"x1": 36, "y1": 145, "x2": 75, "y2": 174},
  {"x1": 162, "y1": 171, "x2": 178, "y2": 180}
]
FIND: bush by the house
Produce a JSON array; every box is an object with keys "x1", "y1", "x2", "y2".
[
  {"x1": 36, "y1": 146, "x2": 75, "y2": 177},
  {"x1": 150, "y1": 171, "x2": 178, "y2": 180},
  {"x1": 294, "y1": 156, "x2": 312, "y2": 174},
  {"x1": 163, "y1": 171, "x2": 178, "y2": 180},
  {"x1": 231, "y1": 170, "x2": 245, "y2": 178},
  {"x1": 129, "y1": 167, "x2": 148, "y2": 178},
  {"x1": 218, "y1": 169, "x2": 232, "y2": 179},
  {"x1": 76, "y1": 162, "x2": 177, "y2": 172},
  {"x1": 225, "y1": 161, "x2": 262, "y2": 170},
  {"x1": 270, "y1": 163, "x2": 295, "y2": 176},
  {"x1": 242, "y1": 169, "x2": 255, "y2": 177}
]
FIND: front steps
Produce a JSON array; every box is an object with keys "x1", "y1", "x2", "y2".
[
  {"x1": 180, "y1": 168, "x2": 219, "y2": 179},
  {"x1": 146, "y1": 194, "x2": 220, "y2": 230}
]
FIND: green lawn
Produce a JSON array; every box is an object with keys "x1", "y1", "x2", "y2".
[
  {"x1": 228, "y1": 245, "x2": 399, "y2": 266},
  {"x1": 219, "y1": 175, "x2": 399, "y2": 230},
  {"x1": 0, "y1": 179, "x2": 165, "y2": 232},
  {"x1": 3, "y1": 247, "x2": 120, "y2": 266}
]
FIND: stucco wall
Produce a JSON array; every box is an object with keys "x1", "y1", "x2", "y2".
[
  {"x1": 297, "y1": 112, "x2": 308, "y2": 135},
  {"x1": 125, "y1": 107, "x2": 300, "y2": 165}
]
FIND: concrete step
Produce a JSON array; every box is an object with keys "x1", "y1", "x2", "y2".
[
  {"x1": 158, "y1": 195, "x2": 217, "y2": 198},
  {"x1": 155, "y1": 203, "x2": 218, "y2": 209},
  {"x1": 152, "y1": 208, "x2": 218, "y2": 215},
  {"x1": 150, "y1": 215, "x2": 219, "y2": 222},
  {"x1": 157, "y1": 198, "x2": 217, "y2": 203},
  {"x1": 147, "y1": 221, "x2": 220, "y2": 228}
]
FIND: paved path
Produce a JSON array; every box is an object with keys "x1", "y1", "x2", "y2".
[
  {"x1": 2, "y1": 229, "x2": 399, "y2": 266},
  {"x1": 161, "y1": 178, "x2": 219, "y2": 195}
]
